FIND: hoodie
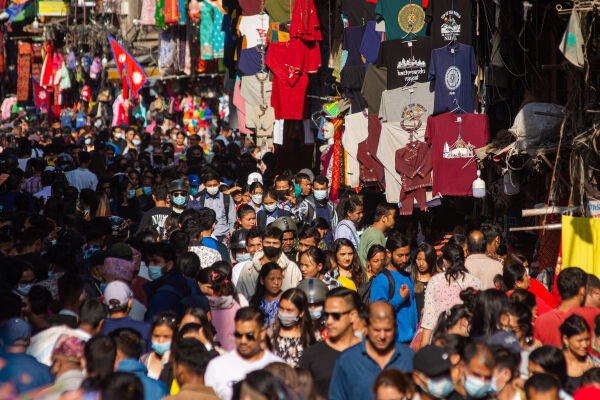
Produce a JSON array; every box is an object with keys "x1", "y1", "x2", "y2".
[
  {"x1": 235, "y1": 250, "x2": 302, "y2": 300},
  {"x1": 117, "y1": 359, "x2": 168, "y2": 400}
]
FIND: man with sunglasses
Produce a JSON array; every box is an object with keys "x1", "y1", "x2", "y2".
[
  {"x1": 299, "y1": 288, "x2": 362, "y2": 398},
  {"x1": 329, "y1": 301, "x2": 414, "y2": 400},
  {"x1": 204, "y1": 307, "x2": 283, "y2": 400}
]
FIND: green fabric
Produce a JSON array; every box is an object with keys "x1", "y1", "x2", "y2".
[
  {"x1": 265, "y1": 0, "x2": 294, "y2": 24},
  {"x1": 155, "y1": 0, "x2": 167, "y2": 29},
  {"x1": 375, "y1": 0, "x2": 427, "y2": 40},
  {"x1": 358, "y1": 227, "x2": 386, "y2": 268},
  {"x1": 12, "y1": 1, "x2": 35, "y2": 22}
]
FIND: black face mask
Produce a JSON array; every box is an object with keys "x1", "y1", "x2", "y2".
[
  {"x1": 276, "y1": 190, "x2": 289, "y2": 201},
  {"x1": 263, "y1": 246, "x2": 282, "y2": 259}
]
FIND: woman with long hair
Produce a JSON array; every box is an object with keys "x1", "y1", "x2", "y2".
[
  {"x1": 322, "y1": 238, "x2": 366, "y2": 291},
  {"x1": 333, "y1": 195, "x2": 363, "y2": 249},
  {"x1": 299, "y1": 247, "x2": 328, "y2": 281},
  {"x1": 560, "y1": 314, "x2": 598, "y2": 393},
  {"x1": 140, "y1": 311, "x2": 178, "y2": 379},
  {"x1": 420, "y1": 244, "x2": 481, "y2": 348},
  {"x1": 432, "y1": 304, "x2": 472, "y2": 339},
  {"x1": 249, "y1": 262, "x2": 283, "y2": 326},
  {"x1": 267, "y1": 288, "x2": 316, "y2": 367},
  {"x1": 365, "y1": 245, "x2": 386, "y2": 279},
  {"x1": 468, "y1": 288, "x2": 510, "y2": 339},
  {"x1": 412, "y1": 243, "x2": 437, "y2": 319},
  {"x1": 528, "y1": 345, "x2": 569, "y2": 395}
]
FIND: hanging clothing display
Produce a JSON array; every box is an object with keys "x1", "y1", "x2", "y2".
[
  {"x1": 342, "y1": 25, "x2": 367, "y2": 67},
  {"x1": 375, "y1": 0, "x2": 427, "y2": 40},
  {"x1": 428, "y1": 43, "x2": 477, "y2": 115},
  {"x1": 200, "y1": 1, "x2": 216, "y2": 60},
  {"x1": 342, "y1": 112, "x2": 369, "y2": 188},
  {"x1": 340, "y1": 0, "x2": 376, "y2": 27},
  {"x1": 239, "y1": 14, "x2": 270, "y2": 49},
  {"x1": 361, "y1": 64, "x2": 387, "y2": 114},
  {"x1": 360, "y1": 21, "x2": 383, "y2": 67},
  {"x1": 357, "y1": 114, "x2": 385, "y2": 184},
  {"x1": 379, "y1": 82, "x2": 434, "y2": 125},
  {"x1": 240, "y1": 73, "x2": 272, "y2": 128},
  {"x1": 425, "y1": 112, "x2": 489, "y2": 196},
  {"x1": 561, "y1": 216, "x2": 600, "y2": 276},
  {"x1": 395, "y1": 140, "x2": 432, "y2": 215},
  {"x1": 17, "y1": 42, "x2": 32, "y2": 101},
  {"x1": 213, "y1": 5, "x2": 226, "y2": 58},
  {"x1": 426, "y1": 0, "x2": 473, "y2": 49},
  {"x1": 376, "y1": 36, "x2": 432, "y2": 90},
  {"x1": 265, "y1": 0, "x2": 293, "y2": 23}
]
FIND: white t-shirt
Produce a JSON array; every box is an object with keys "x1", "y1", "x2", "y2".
[
  {"x1": 231, "y1": 261, "x2": 247, "y2": 287},
  {"x1": 239, "y1": 14, "x2": 269, "y2": 48},
  {"x1": 65, "y1": 167, "x2": 99, "y2": 192},
  {"x1": 342, "y1": 112, "x2": 369, "y2": 188},
  {"x1": 205, "y1": 349, "x2": 284, "y2": 400}
]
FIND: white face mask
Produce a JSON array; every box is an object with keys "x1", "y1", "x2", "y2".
[
  {"x1": 264, "y1": 203, "x2": 278, "y2": 213},
  {"x1": 206, "y1": 186, "x2": 219, "y2": 196},
  {"x1": 314, "y1": 190, "x2": 328, "y2": 201},
  {"x1": 251, "y1": 194, "x2": 263, "y2": 205}
]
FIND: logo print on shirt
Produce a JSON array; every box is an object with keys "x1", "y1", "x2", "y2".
[
  {"x1": 398, "y1": 4, "x2": 426, "y2": 34},
  {"x1": 396, "y1": 57, "x2": 427, "y2": 83},
  {"x1": 444, "y1": 66, "x2": 461, "y2": 94},
  {"x1": 440, "y1": 10, "x2": 462, "y2": 41},
  {"x1": 400, "y1": 103, "x2": 427, "y2": 133}
]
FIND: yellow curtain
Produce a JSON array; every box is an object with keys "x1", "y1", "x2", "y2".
[{"x1": 561, "y1": 215, "x2": 600, "y2": 276}]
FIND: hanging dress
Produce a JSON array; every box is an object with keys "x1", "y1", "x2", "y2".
[{"x1": 200, "y1": 1, "x2": 215, "y2": 60}]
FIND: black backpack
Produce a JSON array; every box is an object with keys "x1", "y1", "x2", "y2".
[
  {"x1": 358, "y1": 269, "x2": 396, "y2": 305},
  {"x1": 188, "y1": 190, "x2": 231, "y2": 224}
]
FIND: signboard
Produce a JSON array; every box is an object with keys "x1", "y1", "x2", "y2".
[{"x1": 38, "y1": 1, "x2": 69, "y2": 16}]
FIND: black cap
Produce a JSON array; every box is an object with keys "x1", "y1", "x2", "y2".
[{"x1": 413, "y1": 345, "x2": 452, "y2": 377}]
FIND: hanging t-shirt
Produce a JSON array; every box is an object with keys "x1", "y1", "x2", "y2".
[
  {"x1": 376, "y1": 36, "x2": 432, "y2": 89},
  {"x1": 340, "y1": 0, "x2": 376, "y2": 27},
  {"x1": 379, "y1": 82, "x2": 434, "y2": 125},
  {"x1": 341, "y1": 65, "x2": 367, "y2": 113},
  {"x1": 237, "y1": 47, "x2": 265, "y2": 75},
  {"x1": 375, "y1": 0, "x2": 427, "y2": 40},
  {"x1": 357, "y1": 114, "x2": 385, "y2": 184},
  {"x1": 342, "y1": 25, "x2": 367, "y2": 67},
  {"x1": 239, "y1": 0, "x2": 263, "y2": 15},
  {"x1": 361, "y1": 64, "x2": 387, "y2": 114},
  {"x1": 342, "y1": 112, "x2": 370, "y2": 188},
  {"x1": 265, "y1": 0, "x2": 293, "y2": 23},
  {"x1": 428, "y1": 43, "x2": 477, "y2": 115},
  {"x1": 425, "y1": 112, "x2": 489, "y2": 196},
  {"x1": 360, "y1": 21, "x2": 383, "y2": 66},
  {"x1": 426, "y1": 0, "x2": 473, "y2": 49},
  {"x1": 239, "y1": 14, "x2": 269, "y2": 48}
]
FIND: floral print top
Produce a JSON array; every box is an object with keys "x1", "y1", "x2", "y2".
[
  {"x1": 271, "y1": 336, "x2": 304, "y2": 367},
  {"x1": 260, "y1": 298, "x2": 280, "y2": 326}
]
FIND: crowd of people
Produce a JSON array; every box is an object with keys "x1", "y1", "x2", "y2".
[{"x1": 1, "y1": 116, "x2": 600, "y2": 400}]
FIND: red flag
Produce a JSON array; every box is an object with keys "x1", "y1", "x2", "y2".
[
  {"x1": 107, "y1": 35, "x2": 127, "y2": 79},
  {"x1": 124, "y1": 51, "x2": 148, "y2": 99},
  {"x1": 40, "y1": 43, "x2": 54, "y2": 87},
  {"x1": 32, "y1": 78, "x2": 50, "y2": 113}
]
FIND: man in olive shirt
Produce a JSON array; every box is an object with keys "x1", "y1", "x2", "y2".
[{"x1": 358, "y1": 203, "x2": 396, "y2": 267}]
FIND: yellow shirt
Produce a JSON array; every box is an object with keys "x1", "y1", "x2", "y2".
[{"x1": 338, "y1": 276, "x2": 357, "y2": 291}]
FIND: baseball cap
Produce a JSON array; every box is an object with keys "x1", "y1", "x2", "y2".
[
  {"x1": 488, "y1": 331, "x2": 521, "y2": 354},
  {"x1": 187, "y1": 174, "x2": 200, "y2": 187},
  {"x1": 247, "y1": 172, "x2": 263, "y2": 185},
  {"x1": 81, "y1": 86, "x2": 91, "y2": 102},
  {"x1": 413, "y1": 345, "x2": 452, "y2": 377},
  {"x1": 299, "y1": 168, "x2": 315, "y2": 182},
  {"x1": 104, "y1": 281, "x2": 133, "y2": 311},
  {"x1": 1, "y1": 318, "x2": 32, "y2": 347}
]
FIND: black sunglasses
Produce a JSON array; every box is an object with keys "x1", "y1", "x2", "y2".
[
  {"x1": 323, "y1": 310, "x2": 352, "y2": 321},
  {"x1": 234, "y1": 331, "x2": 257, "y2": 341}
]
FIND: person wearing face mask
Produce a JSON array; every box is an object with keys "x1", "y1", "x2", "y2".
[
  {"x1": 187, "y1": 171, "x2": 236, "y2": 241},
  {"x1": 296, "y1": 278, "x2": 329, "y2": 338},
  {"x1": 236, "y1": 226, "x2": 302, "y2": 300},
  {"x1": 187, "y1": 174, "x2": 200, "y2": 198},
  {"x1": 274, "y1": 175, "x2": 294, "y2": 212},
  {"x1": 256, "y1": 188, "x2": 293, "y2": 231},
  {"x1": 138, "y1": 183, "x2": 172, "y2": 240},
  {"x1": 412, "y1": 345, "x2": 456, "y2": 400},
  {"x1": 447, "y1": 342, "x2": 495, "y2": 400},
  {"x1": 334, "y1": 195, "x2": 363, "y2": 250},
  {"x1": 309, "y1": 175, "x2": 337, "y2": 247},
  {"x1": 299, "y1": 288, "x2": 362, "y2": 398},
  {"x1": 167, "y1": 179, "x2": 190, "y2": 214},
  {"x1": 248, "y1": 181, "x2": 264, "y2": 213},
  {"x1": 488, "y1": 347, "x2": 524, "y2": 400},
  {"x1": 231, "y1": 228, "x2": 262, "y2": 287},
  {"x1": 141, "y1": 311, "x2": 178, "y2": 380},
  {"x1": 266, "y1": 288, "x2": 316, "y2": 367}
]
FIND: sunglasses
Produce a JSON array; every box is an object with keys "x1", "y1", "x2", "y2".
[
  {"x1": 234, "y1": 331, "x2": 257, "y2": 341},
  {"x1": 323, "y1": 310, "x2": 352, "y2": 321}
]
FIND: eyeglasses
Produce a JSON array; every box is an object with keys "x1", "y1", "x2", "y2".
[
  {"x1": 234, "y1": 331, "x2": 257, "y2": 341},
  {"x1": 323, "y1": 310, "x2": 352, "y2": 321}
]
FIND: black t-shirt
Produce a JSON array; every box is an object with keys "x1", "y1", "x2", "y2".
[
  {"x1": 341, "y1": 65, "x2": 368, "y2": 113},
  {"x1": 376, "y1": 36, "x2": 432, "y2": 89},
  {"x1": 340, "y1": 0, "x2": 376, "y2": 27},
  {"x1": 426, "y1": 0, "x2": 473, "y2": 49},
  {"x1": 342, "y1": 25, "x2": 367, "y2": 67},
  {"x1": 137, "y1": 206, "x2": 172, "y2": 238},
  {"x1": 299, "y1": 341, "x2": 342, "y2": 398}
]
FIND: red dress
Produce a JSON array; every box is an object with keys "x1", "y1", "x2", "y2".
[{"x1": 287, "y1": 0, "x2": 322, "y2": 74}]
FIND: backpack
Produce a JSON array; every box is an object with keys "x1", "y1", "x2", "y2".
[
  {"x1": 156, "y1": 277, "x2": 208, "y2": 314},
  {"x1": 189, "y1": 190, "x2": 231, "y2": 224},
  {"x1": 358, "y1": 269, "x2": 396, "y2": 305}
]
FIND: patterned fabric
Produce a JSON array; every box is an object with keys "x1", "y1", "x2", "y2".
[
  {"x1": 189, "y1": 244, "x2": 222, "y2": 269},
  {"x1": 155, "y1": 0, "x2": 167, "y2": 29},
  {"x1": 200, "y1": 1, "x2": 215, "y2": 60},
  {"x1": 159, "y1": 28, "x2": 177, "y2": 73},
  {"x1": 322, "y1": 271, "x2": 342, "y2": 290},
  {"x1": 213, "y1": 6, "x2": 226, "y2": 58},
  {"x1": 140, "y1": 0, "x2": 157, "y2": 25},
  {"x1": 270, "y1": 335, "x2": 303, "y2": 367},
  {"x1": 21, "y1": 175, "x2": 42, "y2": 194},
  {"x1": 82, "y1": 244, "x2": 102, "y2": 261},
  {"x1": 260, "y1": 298, "x2": 280, "y2": 326},
  {"x1": 17, "y1": 42, "x2": 32, "y2": 101},
  {"x1": 53, "y1": 334, "x2": 85, "y2": 359},
  {"x1": 103, "y1": 257, "x2": 135, "y2": 281},
  {"x1": 164, "y1": 0, "x2": 179, "y2": 24}
]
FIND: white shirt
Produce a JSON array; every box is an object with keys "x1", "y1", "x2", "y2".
[
  {"x1": 65, "y1": 167, "x2": 98, "y2": 192},
  {"x1": 34, "y1": 186, "x2": 52, "y2": 202},
  {"x1": 342, "y1": 112, "x2": 369, "y2": 188},
  {"x1": 205, "y1": 349, "x2": 284, "y2": 400},
  {"x1": 238, "y1": 14, "x2": 269, "y2": 48},
  {"x1": 231, "y1": 261, "x2": 247, "y2": 286},
  {"x1": 27, "y1": 326, "x2": 91, "y2": 366}
]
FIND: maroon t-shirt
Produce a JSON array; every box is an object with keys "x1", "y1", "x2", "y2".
[
  {"x1": 357, "y1": 114, "x2": 385, "y2": 183},
  {"x1": 425, "y1": 112, "x2": 489, "y2": 196}
]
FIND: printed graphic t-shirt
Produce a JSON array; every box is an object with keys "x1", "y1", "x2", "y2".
[
  {"x1": 375, "y1": 0, "x2": 427, "y2": 40},
  {"x1": 340, "y1": 0, "x2": 376, "y2": 27},
  {"x1": 426, "y1": 0, "x2": 473, "y2": 49},
  {"x1": 425, "y1": 112, "x2": 489, "y2": 196},
  {"x1": 376, "y1": 36, "x2": 432, "y2": 89},
  {"x1": 239, "y1": 14, "x2": 269, "y2": 48},
  {"x1": 379, "y1": 81, "x2": 434, "y2": 124},
  {"x1": 428, "y1": 43, "x2": 476, "y2": 115}
]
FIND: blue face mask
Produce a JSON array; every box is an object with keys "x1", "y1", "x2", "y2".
[
  {"x1": 142, "y1": 186, "x2": 152, "y2": 195},
  {"x1": 100, "y1": 282, "x2": 107, "y2": 293},
  {"x1": 152, "y1": 340, "x2": 171, "y2": 355},
  {"x1": 47, "y1": 270, "x2": 53, "y2": 277},
  {"x1": 421, "y1": 374, "x2": 454, "y2": 399},
  {"x1": 314, "y1": 190, "x2": 328, "y2": 201},
  {"x1": 132, "y1": 139, "x2": 142, "y2": 146},
  {"x1": 190, "y1": 187, "x2": 199, "y2": 196},
  {"x1": 127, "y1": 189, "x2": 136, "y2": 199},
  {"x1": 18, "y1": 283, "x2": 33, "y2": 295},
  {"x1": 148, "y1": 265, "x2": 164, "y2": 280},
  {"x1": 236, "y1": 253, "x2": 252, "y2": 263},
  {"x1": 84, "y1": 138, "x2": 92, "y2": 145},
  {"x1": 464, "y1": 374, "x2": 491, "y2": 398},
  {"x1": 489, "y1": 376, "x2": 506, "y2": 396},
  {"x1": 172, "y1": 195, "x2": 187, "y2": 207}
]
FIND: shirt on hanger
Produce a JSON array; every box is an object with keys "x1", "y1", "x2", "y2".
[
  {"x1": 239, "y1": 14, "x2": 270, "y2": 48},
  {"x1": 239, "y1": 0, "x2": 263, "y2": 15},
  {"x1": 241, "y1": 73, "x2": 273, "y2": 128},
  {"x1": 376, "y1": 36, "x2": 432, "y2": 90},
  {"x1": 340, "y1": 0, "x2": 376, "y2": 28},
  {"x1": 428, "y1": 43, "x2": 477, "y2": 115},
  {"x1": 425, "y1": 112, "x2": 490, "y2": 197},
  {"x1": 341, "y1": 65, "x2": 368, "y2": 114},
  {"x1": 342, "y1": 25, "x2": 367, "y2": 67},
  {"x1": 342, "y1": 112, "x2": 370, "y2": 188},
  {"x1": 426, "y1": 0, "x2": 473, "y2": 49},
  {"x1": 361, "y1": 64, "x2": 387, "y2": 114},
  {"x1": 375, "y1": 0, "x2": 427, "y2": 40},
  {"x1": 360, "y1": 21, "x2": 383, "y2": 66},
  {"x1": 379, "y1": 82, "x2": 434, "y2": 124},
  {"x1": 357, "y1": 114, "x2": 385, "y2": 184}
]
